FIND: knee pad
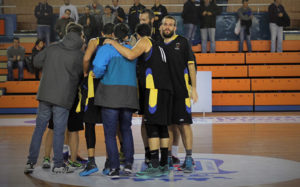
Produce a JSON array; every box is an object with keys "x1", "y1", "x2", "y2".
[
  {"x1": 146, "y1": 124, "x2": 159, "y2": 138},
  {"x1": 158, "y1": 126, "x2": 169, "y2": 139}
]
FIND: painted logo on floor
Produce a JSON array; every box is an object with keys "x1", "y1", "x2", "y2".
[{"x1": 30, "y1": 153, "x2": 300, "y2": 187}]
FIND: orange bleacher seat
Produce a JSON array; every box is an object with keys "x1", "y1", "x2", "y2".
[
  {"x1": 0, "y1": 43, "x2": 35, "y2": 54},
  {"x1": 197, "y1": 66, "x2": 248, "y2": 77},
  {"x1": 255, "y1": 93, "x2": 300, "y2": 105},
  {"x1": 0, "y1": 81, "x2": 39, "y2": 93},
  {"x1": 195, "y1": 53, "x2": 245, "y2": 65},
  {"x1": 213, "y1": 93, "x2": 253, "y2": 106},
  {"x1": 251, "y1": 78, "x2": 300, "y2": 91},
  {"x1": 212, "y1": 79, "x2": 250, "y2": 91},
  {"x1": 248, "y1": 65, "x2": 300, "y2": 77},
  {"x1": 0, "y1": 56, "x2": 7, "y2": 61},
  {"x1": 0, "y1": 69, "x2": 36, "y2": 79},
  {"x1": 192, "y1": 40, "x2": 300, "y2": 52},
  {"x1": 246, "y1": 52, "x2": 300, "y2": 64},
  {"x1": 0, "y1": 95, "x2": 38, "y2": 108}
]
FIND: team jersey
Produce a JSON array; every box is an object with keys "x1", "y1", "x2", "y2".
[
  {"x1": 161, "y1": 35, "x2": 195, "y2": 99},
  {"x1": 137, "y1": 38, "x2": 172, "y2": 92}
]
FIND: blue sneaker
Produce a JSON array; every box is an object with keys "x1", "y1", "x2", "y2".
[
  {"x1": 183, "y1": 157, "x2": 194, "y2": 173},
  {"x1": 136, "y1": 163, "x2": 162, "y2": 178},
  {"x1": 79, "y1": 161, "x2": 98, "y2": 176},
  {"x1": 168, "y1": 156, "x2": 174, "y2": 169},
  {"x1": 102, "y1": 158, "x2": 110, "y2": 175}
]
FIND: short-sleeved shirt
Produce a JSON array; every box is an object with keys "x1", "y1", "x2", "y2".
[{"x1": 161, "y1": 35, "x2": 195, "y2": 99}]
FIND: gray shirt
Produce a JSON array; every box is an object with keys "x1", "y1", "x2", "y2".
[
  {"x1": 7, "y1": 46, "x2": 25, "y2": 61},
  {"x1": 237, "y1": 7, "x2": 252, "y2": 21},
  {"x1": 102, "y1": 14, "x2": 115, "y2": 26}
]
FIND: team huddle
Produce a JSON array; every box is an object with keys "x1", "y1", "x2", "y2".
[{"x1": 24, "y1": 9, "x2": 199, "y2": 179}]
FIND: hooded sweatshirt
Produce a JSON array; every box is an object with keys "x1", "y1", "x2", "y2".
[{"x1": 34, "y1": 32, "x2": 84, "y2": 109}]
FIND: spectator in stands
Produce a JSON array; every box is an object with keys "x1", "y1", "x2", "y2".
[
  {"x1": 238, "y1": 0, "x2": 252, "y2": 53},
  {"x1": 79, "y1": 6, "x2": 97, "y2": 43},
  {"x1": 6, "y1": 37, "x2": 25, "y2": 81},
  {"x1": 102, "y1": 6, "x2": 115, "y2": 26},
  {"x1": 199, "y1": 0, "x2": 221, "y2": 53},
  {"x1": 182, "y1": 0, "x2": 198, "y2": 46},
  {"x1": 56, "y1": 9, "x2": 74, "y2": 39},
  {"x1": 88, "y1": 0, "x2": 104, "y2": 35},
  {"x1": 24, "y1": 23, "x2": 85, "y2": 174},
  {"x1": 269, "y1": 0, "x2": 287, "y2": 53},
  {"x1": 112, "y1": 0, "x2": 126, "y2": 24},
  {"x1": 31, "y1": 39, "x2": 45, "y2": 80},
  {"x1": 34, "y1": 0, "x2": 53, "y2": 46},
  {"x1": 151, "y1": 0, "x2": 168, "y2": 42},
  {"x1": 59, "y1": 0, "x2": 78, "y2": 23},
  {"x1": 128, "y1": 0, "x2": 145, "y2": 34},
  {"x1": 215, "y1": 0, "x2": 228, "y2": 12}
]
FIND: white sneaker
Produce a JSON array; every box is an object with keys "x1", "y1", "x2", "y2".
[
  {"x1": 42, "y1": 157, "x2": 51, "y2": 169},
  {"x1": 24, "y1": 162, "x2": 34, "y2": 174},
  {"x1": 52, "y1": 164, "x2": 75, "y2": 174}
]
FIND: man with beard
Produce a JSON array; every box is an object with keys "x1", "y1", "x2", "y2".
[
  {"x1": 160, "y1": 15, "x2": 198, "y2": 173},
  {"x1": 104, "y1": 23, "x2": 173, "y2": 178}
]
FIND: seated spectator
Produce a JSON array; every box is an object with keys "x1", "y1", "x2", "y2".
[
  {"x1": 6, "y1": 37, "x2": 25, "y2": 81},
  {"x1": 59, "y1": 0, "x2": 78, "y2": 23},
  {"x1": 88, "y1": 0, "x2": 104, "y2": 35},
  {"x1": 128, "y1": 0, "x2": 145, "y2": 34},
  {"x1": 269, "y1": 0, "x2": 288, "y2": 53},
  {"x1": 238, "y1": 0, "x2": 252, "y2": 53},
  {"x1": 31, "y1": 39, "x2": 45, "y2": 80},
  {"x1": 56, "y1": 9, "x2": 74, "y2": 39},
  {"x1": 112, "y1": 0, "x2": 126, "y2": 24},
  {"x1": 34, "y1": 0, "x2": 53, "y2": 46},
  {"x1": 79, "y1": 6, "x2": 97, "y2": 42},
  {"x1": 102, "y1": 5, "x2": 115, "y2": 26},
  {"x1": 199, "y1": 0, "x2": 221, "y2": 53}
]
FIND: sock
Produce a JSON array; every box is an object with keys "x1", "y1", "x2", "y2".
[
  {"x1": 160, "y1": 148, "x2": 168, "y2": 166},
  {"x1": 88, "y1": 157, "x2": 95, "y2": 164},
  {"x1": 186, "y1": 149, "x2": 192, "y2": 158},
  {"x1": 172, "y1": 146, "x2": 178, "y2": 157},
  {"x1": 145, "y1": 147, "x2": 150, "y2": 159},
  {"x1": 150, "y1": 150, "x2": 159, "y2": 168}
]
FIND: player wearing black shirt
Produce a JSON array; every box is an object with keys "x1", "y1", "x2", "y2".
[
  {"x1": 161, "y1": 16, "x2": 198, "y2": 173},
  {"x1": 151, "y1": 0, "x2": 168, "y2": 42},
  {"x1": 105, "y1": 23, "x2": 173, "y2": 177}
]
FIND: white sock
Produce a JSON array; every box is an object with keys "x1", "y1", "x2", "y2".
[{"x1": 172, "y1": 146, "x2": 178, "y2": 156}]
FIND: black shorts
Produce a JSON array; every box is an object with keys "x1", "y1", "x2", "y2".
[
  {"x1": 81, "y1": 78, "x2": 102, "y2": 123},
  {"x1": 48, "y1": 97, "x2": 84, "y2": 132},
  {"x1": 172, "y1": 97, "x2": 193, "y2": 125},
  {"x1": 143, "y1": 89, "x2": 172, "y2": 125}
]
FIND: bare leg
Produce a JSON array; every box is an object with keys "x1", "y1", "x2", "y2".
[{"x1": 68, "y1": 131, "x2": 79, "y2": 162}]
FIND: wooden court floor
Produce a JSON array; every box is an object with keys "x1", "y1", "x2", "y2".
[{"x1": 0, "y1": 112, "x2": 300, "y2": 187}]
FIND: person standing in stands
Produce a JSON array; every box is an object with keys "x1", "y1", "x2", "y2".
[
  {"x1": 59, "y1": 0, "x2": 78, "y2": 23},
  {"x1": 79, "y1": 6, "x2": 97, "y2": 43},
  {"x1": 269, "y1": 0, "x2": 288, "y2": 53},
  {"x1": 112, "y1": 0, "x2": 126, "y2": 24},
  {"x1": 24, "y1": 23, "x2": 85, "y2": 174},
  {"x1": 128, "y1": 0, "x2": 145, "y2": 34},
  {"x1": 237, "y1": 0, "x2": 252, "y2": 53},
  {"x1": 34, "y1": 0, "x2": 53, "y2": 46},
  {"x1": 182, "y1": 0, "x2": 198, "y2": 46},
  {"x1": 151, "y1": 0, "x2": 168, "y2": 42},
  {"x1": 102, "y1": 5, "x2": 115, "y2": 26},
  {"x1": 93, "y1": 23, "x2": 137, "y2": 178},
  {"x1": 56, "y1": 9, "x2": 74, "y2": 39},
  {"x1": 31, "y1": 39, "x2": 45, "y2": 80},
  {"x1": 199, "y1": 0, "x2": 221, "y2": 53},
  {"x1": 88, "y1": 0, "x2": 104, "y2": 35},
  {"x1": 6, "y1": 37, "x2": 25, "y2": 81}
]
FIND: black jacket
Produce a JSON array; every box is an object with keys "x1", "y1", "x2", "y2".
[
  {"x1": 199, "y1": 2, "x2": 221, "y2": 28},
  {"x1": 113, "y1": 7, "x2": 126, "y2": 24},
  {"x1": 33, "y1": 32, "x2": 84, "y2": 109},
  {"x1": 268, "y1": 3, "x2": 288, "y2": 27},
  {"x1": 128, "y1": 3, "x2": 145, "y2": 32},
  {"x1": 55, "y1": 17, "x2": 75, "y2": 39},
  {"x1": 151, "y1": 4, "x2": 168, "y2": 41},
  {"x1": 182, "y1": 0, "x2": 198, "y2": 25},
  {"x1": 34, "y1": 2, "x2": 53, "y2": 25},
  {"x1": 79, "y1": 14, "x2": 97, "y2": 41}
]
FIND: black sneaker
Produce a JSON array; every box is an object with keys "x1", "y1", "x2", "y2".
[
  {"x1": 123, "y1": 164, "x2": 132, "y2": 176},
  {"x1": 108, "y1": 168, "x2": 120, "y2": 179},
  {"x1": 24, "y1": 162, "x2": 34, "y2": 174},
  {"x1": 172, "y1": 155, "x2": 180, "y2": 164},
  {"x1": 79, "y1": 161, "x2": 98, "y2": 176},
  {"x1": 102, "y1": 158, "x2": 110, "y2": 175}
]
